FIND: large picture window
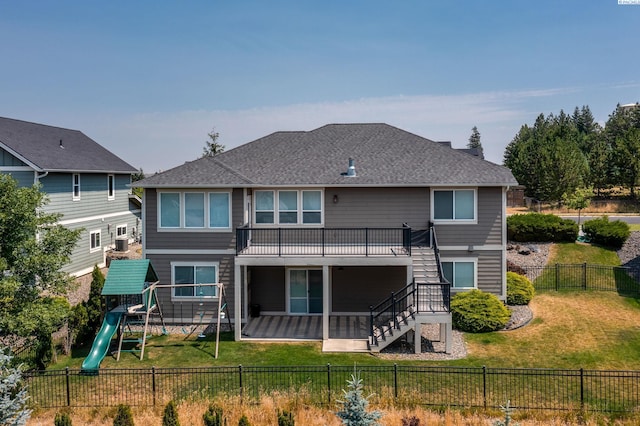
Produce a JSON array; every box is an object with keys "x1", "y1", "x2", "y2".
[
  {"x1": 441, "y1": 260, "x2": 476, "y2": 289},
  {"x1": 172, "y1": 262, "x2": 218, "y2": 300},
  {"x1": 432, "y1": 189, "x2": 476, "y2": 222},
  {"x1": 159, "y1": 191, "x2": 231, "y2": 230},
  {"x1": 254, "y1": 190, "x2": 323, "y2": 225}
]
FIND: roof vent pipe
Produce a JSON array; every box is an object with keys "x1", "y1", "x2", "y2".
[
  {"x1": 59, "y1": 139, "x2": 64, "y2": 149},
  {"x1": 347, "y1": 158, "x2": 356, "y2": 177}
]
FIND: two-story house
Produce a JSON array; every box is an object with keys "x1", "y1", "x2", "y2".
[
  {"x1": 134, "y1": 124, "x2": 518, "y2": 353},
  {"x1": 0, "y1": 117, "x2": 140, "y2": 277}
]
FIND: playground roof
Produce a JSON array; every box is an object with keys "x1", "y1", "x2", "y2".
[{"x1": 102, "y1": 259, "x2": 159, "y2": 296}]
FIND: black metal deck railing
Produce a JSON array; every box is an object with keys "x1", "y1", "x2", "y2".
[{"x1": 236, "y1": 226, "x2": 412, "y2": 256}]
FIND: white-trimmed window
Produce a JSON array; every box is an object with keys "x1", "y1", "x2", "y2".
[
  {"x1": 107, "y1": 174, "x2": 115, "y2": 200},
  {"x1": 158, "y1": 191, "x2": 231, "y2": 230},
  {"x1": 441, "y1": 259, "x2": 476, "y2": 289},
  {"x1": 72, "y1": 174, "x2": 81, "y2": 200},
  {"x1": 432, "y1": 189, "x2": 476, "y2": 223},
  {"x1": 90, "y1": 230, "x2": 101, "y2": 252},
  {"x1": 254, "y1": 190, "x2": 323, "y2": 225},
  {"x1": 171, "y1": 262, "x2": 219, "y2": 300},
  {"x1": 116, "y1": 224, "x2": 127, "y2": 237}
]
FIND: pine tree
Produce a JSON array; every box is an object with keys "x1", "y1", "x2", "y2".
[
  {"x1": 467, "y1": 126, "x2": 484, "y2": 159},
  {"x1": 54, "y1": 412, "x2": 73, "y2": 426},
  {"x1": 202, "y1": 128, "x2": 225, "y2": 157},
  {"x1": 335, "y1": 370, "x2": 382, "y2": 426},
  {"x1": 162, "y1": 400, "x2": 180, "y2": 426},
  {"x1": 0, "y1": 348, "x2": 31, "y2": 426},
  {"x1": 113, "y1": 404, "x2": 134, "y2": 426}
]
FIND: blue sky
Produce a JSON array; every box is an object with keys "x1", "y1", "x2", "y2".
[{"x1": 1, "y1": 1, "x2": 639, "y2": 173}]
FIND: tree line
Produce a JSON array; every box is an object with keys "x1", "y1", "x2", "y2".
[{"x1": 503, "y1": 103, "x2": 640, "y2": 202}]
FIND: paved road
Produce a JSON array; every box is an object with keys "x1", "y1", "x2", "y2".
[{"x1": 559, "y1": 215, "x2": 640, "y2": 225}]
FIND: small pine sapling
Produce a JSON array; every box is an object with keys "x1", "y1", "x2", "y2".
[
  {"x1": 203, "y1": 404, "x2": 226, "y2": 426},
  {"x1": 493, "y1": 400, "x2": 520, "y2": 426},
  {"x1": 277, "y1": 409, "x2": 295, "y2": 426},
  {"x1": 335, "y1": 370, "x2": 382, "y2": 426},
  {"x1": 237, "y1": 415, "x2": 251, "y2": 426},
  {"x1": 113, "y1": 404, "x2": 134, "y2": 426},
  {"x1": 162, "y1": 400, "x2": 180, "y2": 426},
  {"x1": 54, "y1": 412, "x2": 73, "y2": 426}
]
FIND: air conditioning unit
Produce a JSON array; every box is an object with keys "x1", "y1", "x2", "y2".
[{"x1": 115, "y1": 237, "x2": 128, "y2": 252}]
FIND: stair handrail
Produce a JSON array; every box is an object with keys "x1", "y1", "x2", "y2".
[
  {"x1": 369, "y1": 282, "x2": 415, "y2": 347},
  {"x1": 429, "y1": 221, "x2": 448, "y2": 286}
]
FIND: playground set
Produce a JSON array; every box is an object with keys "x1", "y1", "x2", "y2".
[{"x1": 80, "y1": 259, "x2": 231, "y2": 373}]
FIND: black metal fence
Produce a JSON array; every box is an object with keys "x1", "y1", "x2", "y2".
[
  {"x1": 24, "y1": 365, "x2": 640, "y2": 413},
  {"x1": 522, "y1": 264, "x2": 640, "y2": 295}
]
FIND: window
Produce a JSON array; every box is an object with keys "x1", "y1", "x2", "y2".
[
  {"x1": 172, "y1": 262, "x2": 218, "y2": 300},
  {"x1": 184, "y1": 193, "x2": 205, "y2": 228},
  {"x1": 107, "y1": 174, "x2": 115, "y2": 200},
  {"x1": 159, "y1": 191, "x2": 232, "y2": 230},
  {"x1": 72, "y1": 174, "x2": 81, "y2": 200},
  {"x1": 432, "y1": 189, "x2": 476, "y2": 222},
  {"x1": 254, "y1": 190, "x2": 323, "y2": 225},
  {"x1": 116, "y1": 224, "x2": 127, "y2": 237},
  {"x1": 90, "y1": 230, "x2": 101, "y2": 252},
  {"x1": 209, "y1": 192, "x2": 230, "y2": 228},
  {"x1": 441, "y1": 260, "x2": 476, "y2": 289}
]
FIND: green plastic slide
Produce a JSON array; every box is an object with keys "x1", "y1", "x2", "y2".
[{"x1": 81, "y1": 311, "x2": 121, "y2": 372}]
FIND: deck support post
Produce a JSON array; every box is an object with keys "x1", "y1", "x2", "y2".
[
  {"x1": 322, "y1": 265, "x2": 330, "y2": 340},
  {"x1": 234, "y1": 262, "x2": 242, "y2": 341},
  {"x1": 415, "y1": 325, "x2": 421, "y2": 354}
]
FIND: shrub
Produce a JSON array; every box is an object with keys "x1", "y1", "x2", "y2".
[
  {"x1": 203, "y1": 405, "x2": 225, "y2": 426},
  {"x1": 401, "y1": 415, "x2": 421, "y2": 426},
  {"x1": 582, "y1": 216, "x2": 630, "y2": 249},
  {"x1": 277, "y1": 409, "x2": 295, "y2": 426},
  {"x1": 113, "y1": 404, "x2": 134, "y2": 426},
  {"x1": 162, "y1": 400, "x2": 180, "y2": 426},
  {"x1": 506, "y1": 272, "x2": 535, "y2": 305},
  {"x1": 336, "y1": 370, "x2": 382, "y2": 426},
  {"x1": 507, "y1": 213, "x2": 578, "y2": 242},
  {"x1": 506, "y1": 260, "x2": 526, "y2": 276},
  {"x1": 451, "y1": 290, "x2": 511, "y2": 333},
  {"x1": 238, "y1": 415, "x2": 251, "y2": 426},
  {"x1": 54, "y1": 412, "x2": 73, "y2": 426}
]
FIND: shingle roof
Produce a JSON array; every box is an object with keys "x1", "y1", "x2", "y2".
[
  {"x1": 0, "y1": 117, "x2": 137, "y2": 173},
  {"x1": 136, "y1": 123, "x2": 517, "y2": 188}
]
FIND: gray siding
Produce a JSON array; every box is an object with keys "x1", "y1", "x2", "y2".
[
  {"x1": 0, "y1": 147, "x2": 27, "y2": 166},
  {"x1": 434, "y1": 187, "x2": 503, "y2": 247},
  {"x1": 441, "y1": 250, "x2": 504, "y2": 297},
  {"x1": 145, "y1": 253, "x2": 236, "y2": 323},
  {"x1": 144, "y1": 188, "x2": 242, "y2": 250},
  {"x1": 324, "y1": 187, "x2": 429, "y2": 229},
  {"x1": 1, "y1": 170, "x2": 35, "y2": 187},
  {"x1": 331, "y1": 266, "x2": 406, "y2": 312}
]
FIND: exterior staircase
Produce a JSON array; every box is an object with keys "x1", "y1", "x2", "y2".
[{"x1": 368, "y1": 246, "x2": 449, "y2": 352}]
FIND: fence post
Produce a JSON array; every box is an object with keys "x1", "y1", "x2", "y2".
[
  {"x1": 65, "y1": 367, "x2": 70, "y2": 407},
  {"x1": 393, "y1": 363, "x2": 398, "y2": 399},
  {"x1": 555, "y1": 263, "x2": 560, "y2": 291},
  {"x1": 583, "y1": 263, "x2": 587, "y2": 290},
  {"x1": 580, "y1": 368, "x2": 584, "y2": 410},
  {"x1": 482, "y1": 366, "x2": 487, "y2": 410},
  {"x1": 239, "y1": 365, "x2": 243, "y2": 401},
  {"x1": 327, "y1": 363, "x2": 331, "y2": 404},
  {"x1": 152, "y1": 366, "x2": 156, "y2": 406}
]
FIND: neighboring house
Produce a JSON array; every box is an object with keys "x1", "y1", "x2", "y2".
[
  {"x1": 134, "y1": 123, "x2": 518, "y2": 352},
  {"x1": 0, "y1": 117, "x2": 140, "y2": 277}
]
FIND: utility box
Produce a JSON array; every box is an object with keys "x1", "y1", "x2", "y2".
[{"x1": 115, "y1": 237, "x2": 128, "y2": 252}]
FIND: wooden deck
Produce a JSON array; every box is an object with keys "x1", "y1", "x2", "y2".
[{"x1": 241, "y1": 315, "x2": 369, "y2": 340}]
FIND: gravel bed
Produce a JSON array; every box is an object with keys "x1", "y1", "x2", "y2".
[{"x1": 618, "y1": 231, "x2": 640, "y2": 268}]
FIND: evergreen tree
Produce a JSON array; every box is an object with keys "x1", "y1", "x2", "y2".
[
  {"x1": 54, "y1": 412, "x2": 73, "y2": 426},
  {"x1": 335, "y1": 370, "x2": 382, "y2": 426},
  {"x1": 202, "y1": 128, "x2": 225, "y2": 157},
  {"x1": 162, "y1": 400, "x2": 180, "y2": 426},
  {"x1": 467, "y1": 126, "x2": 484, "y2": 158},
  {"x1": 113, "y1": 404, "x2": 134, "y2": 426},
  {"x1": 605, "y1": 104, "x2": 640, "y2": 197},
  {"x1": 0, "y1": 348, "x2": 31, "y2": 426}
]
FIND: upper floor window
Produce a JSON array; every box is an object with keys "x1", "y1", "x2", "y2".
[
  {"x1": 90, "y1": 230, "x2": 101, "y2": 252},
  {"x1": 432, "y1": 189, "x2": 476, "y2": 223},
  {"x1": 171, "y1": 262, "x2": 219, "y2": 300},
  {"x1": 116, "y1": 224, "x2": 127, "y2": 237},
  {"x1": 72, "y1": 174, "x2": 81, "y2": 200},
  {"x1": 159, "y1": 191, "x2": 231, "y2": 230},
  {"x1": 107, "y1": 175, "x2": 115, "y2": 200},
  {"x1": 441, "y1": 259, "x2": 476, "y2": 289},
  {"x1": 254, "y1": 190, "x2": 322, "y2": 225}
]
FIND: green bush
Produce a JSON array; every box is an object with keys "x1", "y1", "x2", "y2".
[
  {"x1": 506, "y1": 272, "x2": 535, "y2": 305},
  {"x1": 582, "y1": 216, "x2": 630, "y2": 249},
  {"x1": 507, "y1": 213, "x2": 578, "y2": 242},
  {"x1": 203, "y1": 405, "x2": 225, "y2": 426},
  {"x1": 162, "y1": 400, "x2": 180, "y2": 426},
  {"x1": 113, "y1": 404, "x2": 134, "y2": 426},
  {"x1": 238, "y1": 415, "x2": 251, "y2": 426},
  {"x1": 54, "y1": 412, "x2": 72, "y2": 426},
  {"x1": 277, "y1": 409, "x2": 295, "y2": 426},
  {"x1": 451, "y1": 290, "x2": 511, "y2": 333}
]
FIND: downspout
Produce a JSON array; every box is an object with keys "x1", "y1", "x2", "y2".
[{"x1": 35, "y1": 171, "x2": 48, "y2": 184}]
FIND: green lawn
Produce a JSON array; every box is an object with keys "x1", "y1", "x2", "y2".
[{"x1": 47, "y1": 242, "x2": 640, "y2": 371}]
